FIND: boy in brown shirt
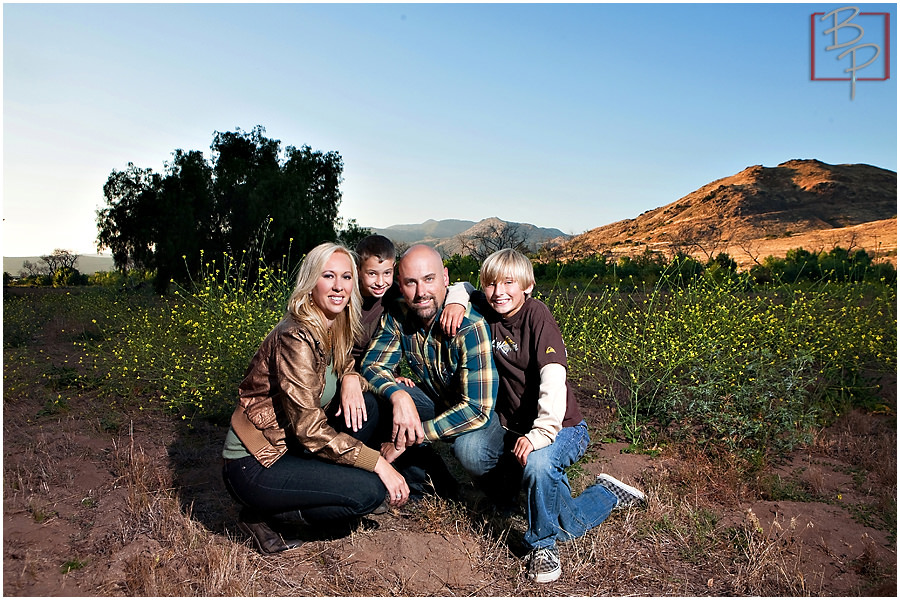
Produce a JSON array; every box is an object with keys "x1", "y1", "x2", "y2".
[{"x1": 443, "y1": 249, "x2": 644, "y2": 583}]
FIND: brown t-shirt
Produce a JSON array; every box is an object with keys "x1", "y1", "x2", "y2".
[
  {"x1": 474, "y1": 295, "x2": 584, "y2": 434},
  {"x1": 353, "y1": 284, "x2": 401, "y2": 371}
]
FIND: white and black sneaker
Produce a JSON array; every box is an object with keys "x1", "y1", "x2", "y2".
[
  {"x1": 595, "y1": 474, "x2": 646, "y2": 509},
  {"x1": 526, "y1": 545, "x2": 562, "y2": 583}
]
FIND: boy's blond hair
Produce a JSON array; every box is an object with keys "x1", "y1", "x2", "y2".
[{"x1": 479, "y1": 248, "x2": 535, "y2": 290}]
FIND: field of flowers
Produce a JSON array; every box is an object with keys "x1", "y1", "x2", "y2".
[
  {"x1": 545, "y1": 268, "x2": 896, "y2": 459},
  {"x1": 7, "y1": 254, "x2": 894, "y2": 464},
  {"x1": 67, "y1": 252, "x2": 296, "y2": 421}
]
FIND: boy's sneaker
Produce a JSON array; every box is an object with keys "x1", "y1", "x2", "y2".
[
  {"x1": 526, "y1": 545, "x2": 562, "y2": 583},
  {"x1": 596, "y1": 473, "x2": 645, "y2": 509}
]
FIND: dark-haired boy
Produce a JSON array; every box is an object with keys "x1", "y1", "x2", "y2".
[
  {"x1": 335, "y1": 234, "x2": 405, "y2": 436},
  {"x1": 340, "y1": 235, "x2": 457, "y2": 501},
  {"x1": 352, "y1": 234, "x2": 400, "y2": 369}
]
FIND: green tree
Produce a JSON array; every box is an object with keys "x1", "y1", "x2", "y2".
[
  {"x1": 265, "y1": 142, "x2": 344, "y2": 262},
  {"x1": 96, "y1": 163, "x2": 162, "y2": 272},
  {"x1": 337, "y1": 218, "x2": 372, "y2": 249},
  {"x1": 211, "y1": 126, "x2": 282, "y2": 258},
  {"x1": 96, "y1": 126, "x2": 347, "y2": 292},
  {"x1": 155, "y1": 149, "x2": 215, "y2": 291}
]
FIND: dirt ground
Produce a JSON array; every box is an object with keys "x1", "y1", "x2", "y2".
[
  {"x1": 4, "y1": 396, "x2": 896, "y2": 595},
  {"x1": 3, "y1": 291, "x2": 897, "y2": 596}
]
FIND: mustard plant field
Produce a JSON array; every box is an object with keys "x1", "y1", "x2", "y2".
[
  {"x1": 549, "y1": 272, "x2": 896, "y2": 461},
  {"x1": 3, "y1": 257, "x2": 897, "y2": 595},
  {"x1": 28, "y1": 258, "x2": 892, "y2": 465}
]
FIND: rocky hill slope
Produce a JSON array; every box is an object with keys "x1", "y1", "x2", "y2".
[{"x1": 554, "y1": 159, "x2": 897, "y2": 268}]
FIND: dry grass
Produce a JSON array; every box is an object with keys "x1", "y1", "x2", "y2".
[{"x1": 5, "y1": 400, "x2": 894, "y2": 596}]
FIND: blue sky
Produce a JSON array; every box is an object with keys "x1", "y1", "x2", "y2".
[{"x1": 3, "y1": 2, "x2": 897, "y2": 257}]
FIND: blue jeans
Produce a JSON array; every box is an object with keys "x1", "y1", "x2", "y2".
[
  {"x1": 386, "y1": 384, "x2": 471, "y2": 499},
  {"x1": 454, "y1": 416, "x2": 617, "y2": 549},
  {"x1": 223, "y1": 389, "x2": 385, "y2": 526},
  {"x1": 222, "y1": 452, "x2": 385, "y2": 525}
]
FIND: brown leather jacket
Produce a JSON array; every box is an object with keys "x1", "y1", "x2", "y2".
[{"x1": 230, "y1": 315, "x2": 380, "y2": 472}]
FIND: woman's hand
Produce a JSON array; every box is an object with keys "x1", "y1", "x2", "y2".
[
  {"x1": 439, "y1": 303, "x2": 466, "y2": 337},
  {"x1": 513, "y1": 436, "x2": 534, "y2": 467},
  {"x1": 380, "y1": 442, "x2": 406, "y2": 464},
  {"x1": 374, "y1": 456, "x2": 409, "y2": 507},
  {"x1": 335, "y1": 374, "x2": 367, "y2": 432}
]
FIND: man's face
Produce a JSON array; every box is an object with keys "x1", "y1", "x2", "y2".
[
  {"x1": 359, "y1": 255, "x2": 393, "y2": 298},
  {"x1": 397, "y1": 247, "x2": 449, "y2": 325}
]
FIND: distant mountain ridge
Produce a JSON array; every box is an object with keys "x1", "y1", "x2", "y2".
[
  {"x1": 371, "y1": 218, "x2": 570, "y2": 255},
  {"x1": 375, "y1": 219, "x2": 479, "y2": 243}
]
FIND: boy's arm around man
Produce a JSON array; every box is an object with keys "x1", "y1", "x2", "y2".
[{"x1": 442, "y1": 285, "x2": 570, "y2": 464}]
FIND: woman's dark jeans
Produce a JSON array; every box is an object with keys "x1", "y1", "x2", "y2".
[{"x1": 223, "y1": 391, "x2": 386, "y2": 526}]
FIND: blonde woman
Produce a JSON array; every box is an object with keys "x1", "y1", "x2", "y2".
[{"x1": 222, "y1": 242, "x2": 408, "y2": 554}]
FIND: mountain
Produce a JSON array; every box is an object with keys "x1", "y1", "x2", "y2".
[
  {"x1": 372, "y1": 219, "x2": 478, "y2": 244},
  {"x1": 554, "y1": 159, "x2": 897, "y2": 268},
  {"x1": 372, "y1": 217, "x2": 570, "y2": 255}
]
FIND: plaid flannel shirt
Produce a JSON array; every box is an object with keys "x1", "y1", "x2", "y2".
[{"x1": 361, "y1": 297, "x2": 497, "y2": 442}]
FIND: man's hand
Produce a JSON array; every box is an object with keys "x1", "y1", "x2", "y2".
[
  {"x1": 440, "y1": 302, "x2": 466, "y2": 337},
  {"x1": 389, "y1": 389, "x2": 425, "y2": 450},
  {"x1": 513, "y1": 436, "x2": 534, "y2": 467},
  {"x1": 335, "y1": 374, "x2": 367, "y2": 432}
]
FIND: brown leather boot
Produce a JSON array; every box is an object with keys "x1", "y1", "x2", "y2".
[{"x1": 238, "y1": 510, "x2": 304, "y2": 554}]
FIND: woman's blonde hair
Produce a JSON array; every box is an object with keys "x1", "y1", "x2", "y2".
[
  {"x1": 479, "y1": 248, "x2": 535, "y2": 290},
  {"x1": 285, "y1": 242, "x2": 363, "y2": 375}
]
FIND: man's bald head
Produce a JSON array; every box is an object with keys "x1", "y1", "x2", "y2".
[{"x1": 397, "y1": 244, "x2": 449, "y2": 325}]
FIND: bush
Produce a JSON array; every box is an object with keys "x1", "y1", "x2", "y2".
[
  {"x1": 752, "y1": 246, "x2": 895, "y2": 285},
  {"x1": 52, "y1": 267, "x2": 89, "y2": 287},
  {"x1": 445, "y1": 254, "x2": 480, "y2": 286},
  {"x1": 88, "y1": 269, "x2": 155, "y2": 289}
]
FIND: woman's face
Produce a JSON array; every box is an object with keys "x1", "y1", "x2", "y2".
[{"x1": 311, "y1": 252, "x2": 354, "y2": 323}]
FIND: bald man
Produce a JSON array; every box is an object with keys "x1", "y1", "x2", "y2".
[{"x1": 361, "y1": 245, "x2": 499, "y2": 485}]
